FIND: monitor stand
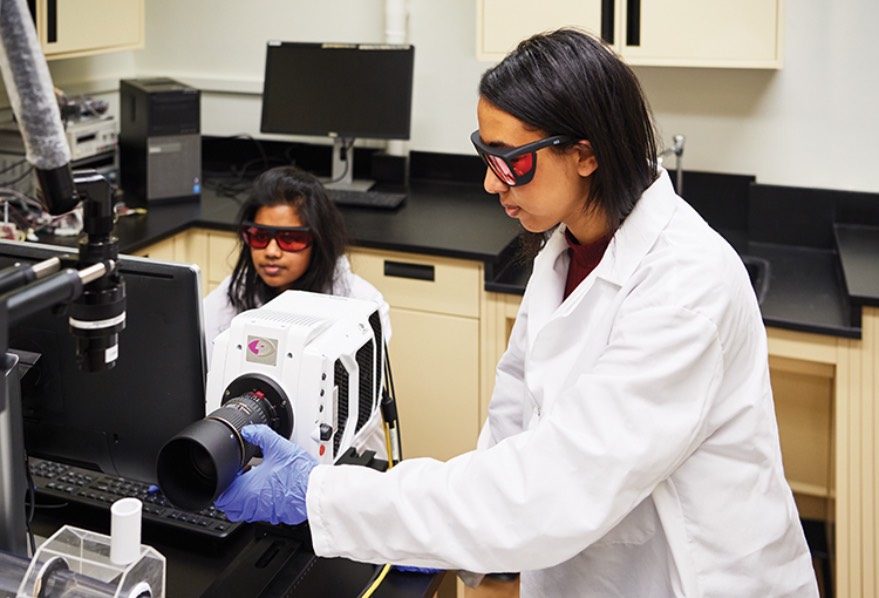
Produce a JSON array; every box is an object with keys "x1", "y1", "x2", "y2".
[{"x1": 323, "y1": 136, "x2": 374, "y2": 192}]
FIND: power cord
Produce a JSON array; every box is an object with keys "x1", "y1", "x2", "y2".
[
  {"x1": 24, "y1": 454, "x2": 36, "y2": 555},
  {"x1": 358, "y1": 344, "x2": 401, "y2": 598},
  {"x1": 381, "y1": 340, "x2": 402, "y2": 464},
  {"x1": 327, "y1": 138, "x2": 356, "y2": 185}
]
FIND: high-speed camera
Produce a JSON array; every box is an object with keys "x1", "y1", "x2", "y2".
[{"x1": 157, "y1": 291, "x2": 386, "y2": 511}]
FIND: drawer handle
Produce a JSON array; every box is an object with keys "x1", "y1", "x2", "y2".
[{"x1": 384, "y1": 260, "x2": 435, "y2": 282}]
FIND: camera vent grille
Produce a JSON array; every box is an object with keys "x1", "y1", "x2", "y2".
[
  {"x1": 355, "y1": 341, "x2": 375, "y2": 433},
  {"x1": 368, "y1": 310, "x2": 383, "y2": 412},
  {"x1": 333, "y1": 358, "x2": 349, "y2": 457}
]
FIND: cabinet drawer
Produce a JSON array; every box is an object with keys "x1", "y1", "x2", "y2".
[{"x1": 349, "y1": 249, "x2": 482, "y2": 318}]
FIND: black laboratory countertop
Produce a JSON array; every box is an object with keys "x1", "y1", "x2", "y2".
[
  {"x1": 834, "y1": 223, "x2": 879, "y2": 308},
  {"x1": 37, "y1": 179, "x2": 879, "y2": 340},
  {"x1": 108, "y1": 179, "x2": 522, "y2": 278},
  {"x1": 486, "y1": 233, "x2": 863, "y2": 338}
]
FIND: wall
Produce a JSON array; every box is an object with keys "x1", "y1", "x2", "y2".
[{"x1": 4, "y1": 0, "x2": 878, "y2": 194}]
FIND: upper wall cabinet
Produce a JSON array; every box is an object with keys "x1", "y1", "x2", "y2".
[
  {"x1": 477, "y1": 0, "x2": 605, "y2": 62},
  {"x1": 30, "y1": 0, "x2": 144, "y2": 60},
  {"x1": 477, "y1": 0, "x2": 783, "y2": 69}
]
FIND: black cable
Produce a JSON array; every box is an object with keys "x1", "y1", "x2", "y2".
[
  {"x1": 24, "y1": 454, "x2": 36, "y2": 555},
  {"x1": 0, "y1": 202, "x2": 29, "y2": 232},
  {"x1": 357, "y1": 563, "x2": 391, "y2": 598},
  {"x1": 0, "y1": 157, "x2": 27, "y2": 176},
  {"x1": 203, "y1": 175, "x2": 251, "y2": 195},
  {"x1": 327, "y1": 138, "x2": 356, "y2": 185},
  {"x1": 381, "y1": 340, "x2": 403, "y2": 462},
  {"x1": 0, "y1": 164, "x2": 34, "y2": 189},
  {"x1": 230, "y1": 133, "x2": 271, "y2": 173},
  {"x1": 202, "y1": 132, "x2": 292, "y2": 204}
]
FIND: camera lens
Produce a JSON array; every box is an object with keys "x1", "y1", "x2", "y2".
[
  {"x1": 67, "y1": 279, "x2": 126, "y2": 371},
  {"x1": 156, "y1": 373, "x2": 292, "y2": 512}
]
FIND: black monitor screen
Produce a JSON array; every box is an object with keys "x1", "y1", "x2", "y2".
[
  {"x1": 260, "y1": 42, "x2": 415, "y2": 140},
  {"x1": 0, "y1": 240, "x2": 207, "y2": 484}
]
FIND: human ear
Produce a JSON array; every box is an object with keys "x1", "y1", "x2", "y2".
[{"x1": 575, "y1": 141, "x2": 598, "y2": 178}]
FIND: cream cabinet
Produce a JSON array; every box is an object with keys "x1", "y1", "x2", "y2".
[
  {"x1": 477, "y1": 0, "x2": 783, "y2": 68},
  {"x1": 128, "y1": 228, "x2": 238, "y2": 296},
  {"x1": 348, "y1": 248, "x2": 483, "y2": 462},
  {"x1": 477, "y1": 0, "x2": 604, "y2": 61},
  {"x1": 31, "y1": 0, "x2": 144, "y2": 60},
  {"x1": 203, "y1": 230, "x2": 239, "y2": 293}
]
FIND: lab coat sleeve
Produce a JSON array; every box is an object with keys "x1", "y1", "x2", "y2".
[{"x1": 306, "y1": 302, "x2": 724, "y2": 573}]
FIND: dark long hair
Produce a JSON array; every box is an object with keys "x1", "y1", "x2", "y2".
[
  {"x1": 227, "y1": 166, "x2": 349, "y2": 312},
  {"x1": 479, "y1": 28, "x2": 658, "y2": 260}
]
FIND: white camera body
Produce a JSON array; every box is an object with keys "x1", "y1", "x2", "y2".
[{"x1": 206, "y1": 291, "x2": 385, "y2": 464}]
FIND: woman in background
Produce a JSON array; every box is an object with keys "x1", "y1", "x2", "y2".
[{"x1": 202, "y1": 165, "x2": 391, "y2": 351}]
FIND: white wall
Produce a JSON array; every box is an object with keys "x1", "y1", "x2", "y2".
[
  {"x1": 18, "y1": 0, "x2": 879, "y2": 193},
  {"x1": 638, "y1": 0, "x2": 879, "y2": 193}
]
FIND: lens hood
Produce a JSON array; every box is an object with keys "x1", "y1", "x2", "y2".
[{"x1": 156, "y1": 372, "x2": 292, "y2": 511}]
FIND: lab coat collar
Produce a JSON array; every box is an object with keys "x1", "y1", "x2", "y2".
[
  {"x1": 526, "y1": 169, "x2": 679, "y2": 323},
  {"x1": 599, "y1": 168, "x2": 679, "y2": 287}
]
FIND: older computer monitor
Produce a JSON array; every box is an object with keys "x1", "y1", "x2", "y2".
[
  {"x1": 260, "y1": 41, "x2": 415, "y2": 190},
  {"x1": 0, "y1": 239, "x2": 207, "y2": 484}
]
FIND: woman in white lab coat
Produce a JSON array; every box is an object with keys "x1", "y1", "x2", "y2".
[{"x1": 215, "y1": 29, "x2": 819, "y2": 596}]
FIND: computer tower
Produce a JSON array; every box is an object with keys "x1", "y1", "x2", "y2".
[{"x1": 119, "y1": 78, "x2": 201, "y2": 207}]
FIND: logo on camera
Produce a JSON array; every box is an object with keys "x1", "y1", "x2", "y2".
[{"x1": 246, "y1": 335, "x2": 278, "y2": 365}]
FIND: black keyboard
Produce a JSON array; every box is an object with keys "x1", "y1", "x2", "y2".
[
  {"x1": 327, "y1": 188, "x2": 406, "y2": 209},
  {"x1": 28, "y1": 457, "x2": 242, "y2": 540}
]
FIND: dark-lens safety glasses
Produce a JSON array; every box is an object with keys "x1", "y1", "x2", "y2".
[
  {"x1": 240, "y1": 222, "x2": 314, "y2": 252},
  {"x1": 470, "y1": 130, "x2": 575, "y2": 187}
]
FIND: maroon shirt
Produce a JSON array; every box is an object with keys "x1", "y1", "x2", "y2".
[{"x1": 563, "y1": 228, "x2": 611, "y2": 299}]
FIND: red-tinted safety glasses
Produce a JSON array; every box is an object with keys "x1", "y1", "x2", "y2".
[
  {"x1": 240, "y1": 222, "x2": 314, "y2": 252},
  {"x1": 470, "y1": 130, "x2": 575, "y2": 187}
]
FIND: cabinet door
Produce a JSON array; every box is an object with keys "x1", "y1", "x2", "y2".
[
  {"x1": 620, "y1": 0, "x2": 782, "y2": 68},
  {"x1": 477, "y1": 0, "x2": 604, "y2": 61},
  {"x1": 769, "y1": 356, "x2": 834, "y2": 521},
  {"x1": 349, "y1": 249, "x2": 482, "y2": 318},
  {"x1": 206, "y1": 231, "x2": 239, "y2": 292},
  {"x1": 35, "y1": 0, "x2": 144, "y2": 60},
  {"x1": 389, "y1": 307, "x2": 480, "y2": 461},
  {"x1": 348, "y1": 248, "x2": 484, "y2": 461},
  {"x1": 129, "y1": 237, "x2": 178, "y2": 262}
]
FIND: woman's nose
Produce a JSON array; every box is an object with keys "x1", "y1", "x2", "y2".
[
  {"x1": 483, "y1": 167, "x2": 509, "y2": 194},
  {"x1": 264, "y1": 239, "x2": 283, "y2": 256}
]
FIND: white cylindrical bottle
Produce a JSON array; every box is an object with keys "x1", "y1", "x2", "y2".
[{"x1": 110, "y1": 497, "x2": 143, "y2": 565}]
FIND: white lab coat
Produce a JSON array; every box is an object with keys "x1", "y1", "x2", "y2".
[{"x1": 306, "y1": 171, "x2": 818, "y2": 597}]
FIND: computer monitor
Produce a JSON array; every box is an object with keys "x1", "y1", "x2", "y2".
[
  {"x1": 260, "y1": 41, "x2": 415, "y2": 190},
  {"x1": 0, "y1": 239, "x2": 207, "y2": 485}
]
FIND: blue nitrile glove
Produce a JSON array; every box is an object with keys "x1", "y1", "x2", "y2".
[
  {"x1": 214, "y1": 424, "x2": 318, "y2": 525},
  {"x1": 393, "y1": 565, "x2": 443, "y2": 574}
]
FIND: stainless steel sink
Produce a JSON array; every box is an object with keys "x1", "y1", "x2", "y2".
[{"x1": 740, "y1": 255, "x2": 770, "y2": 305}]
